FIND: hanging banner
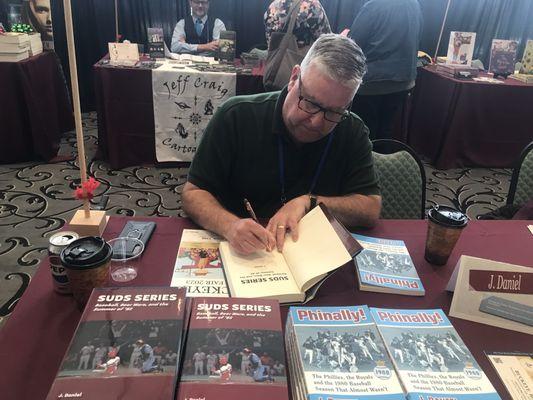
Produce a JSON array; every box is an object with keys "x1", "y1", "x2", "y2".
[
  {"x1": 1, "y1": 0, "x2": 54, "y2": 50},
  {"x1": 152, "y1": 64, "x2": 236, "y2": 162}
]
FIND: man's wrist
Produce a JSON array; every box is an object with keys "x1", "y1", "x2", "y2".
[{"x1": 308, "y1": 194, "x2": 318, "y2": 212}]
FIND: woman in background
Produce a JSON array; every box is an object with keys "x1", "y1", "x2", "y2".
[{"x1": 264, "y1": 0, "x2": 331, "y2": 49}]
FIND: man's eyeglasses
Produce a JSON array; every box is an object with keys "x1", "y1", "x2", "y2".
[{"x1": 297, "y1": 75, "x2": 351, "y2": 123}]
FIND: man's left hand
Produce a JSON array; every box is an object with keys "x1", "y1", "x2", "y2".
[{"x1": 266, "y1": 195, "x2": 309, "y2": 252}]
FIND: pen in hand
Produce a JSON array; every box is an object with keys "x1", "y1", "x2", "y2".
[
  {"x1": 243, "y1": 198, "x2": 259, "y2": 223},
  {"x1": 243, "y1": 198, "x2": 272, "y2": 251}
]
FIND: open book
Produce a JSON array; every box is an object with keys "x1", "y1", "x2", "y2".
[{"x1": 219, "y1": 204, "x2": 362, "y2": 304}]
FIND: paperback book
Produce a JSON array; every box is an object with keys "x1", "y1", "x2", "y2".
[
  {"x1": 147, "y1": 27, "x2": 165, "y2": 59},
  {"x1": 352, "y1": 234, "x2": 425, "y2": 296},
  {"x1": 218, "y1": 30, "x2": 236, "y2": 63},
  {"x1": 286, "y1": 305, "x2": 404, "y2": 400},
  {"x1": 219, "y1": 204, "x2": 362, "y2": 303},
  {"x1": 371, "y1": 307, "x2": 501, "y2": 400},
  {"x1": 519, "y1": 39, "x2": 533, "y2": 74},
  {"x1": 171, "y1": 229, "x2": 229, "y2": 297},
  {"x1": 177, "y1": 297, "x2": 288, "y2": 400},
  {"x1": 46, "y1": 287, "x2": 188, "y2": 400},
  {"x1": 489, "y1": 39, "x2": 518, "y2": 76}
]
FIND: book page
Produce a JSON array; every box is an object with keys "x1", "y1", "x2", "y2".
[
  {"x1": 219, "y1": 242, "x2": 301, "y2": 301},
  {"x1": 283, "y1": 206, "x2": 351, "y2": 292}
]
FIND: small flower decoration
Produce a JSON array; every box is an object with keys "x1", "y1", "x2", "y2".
[{"x1": 74, "y1": 177, "x2": 100, "y2": 200}]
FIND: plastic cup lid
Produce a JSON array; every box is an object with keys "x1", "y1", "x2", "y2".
[
  {"x1": 428, "y1": 205, "x2": 468, "y2": 227},
  {"x1": 60, "y1": 236, "x2": 112, "y2": 270}
]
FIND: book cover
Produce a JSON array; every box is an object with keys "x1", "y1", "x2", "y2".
[
  {"x1": 489, "y1": 39, "x2": 518, "y2": 76},
  {"x1": 371, "y1": 307, "x2": 501, "y2": 400},
  {"x1": 446, "y1": 31, "x2": 476, "y2": 66},
  {"x1": 519, "y1": 39, "x2": 533, "y2": 74},
  {"x1": 46, "y1": 287, "x2": 187, "y2": 400},
  {"x1": 177, "y1": 297, "x2": 289, "y2": 400},
  {"x1": 147, "y1": 27, "x2": 165, "y2": 59},
  {"x1": 218, "y1": 30, "x2": 236, "y2": 63},
  {"x1": 219, "y1": 204, "x2": 361, "y2": 303},
  {"x1": 171, "y1": 229, "x2": 229, "y2": 298},
  {"x1": 286, "y1": 305, "x2": 404, "y2": 400},
  {"x1": 352, "y1": 234, "x2": 425, "y2": 296}
]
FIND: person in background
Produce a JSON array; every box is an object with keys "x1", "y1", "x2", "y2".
[
  {"x1": 182, "y1": 34, "x2": 381, "y2": 255},
  {"x1": 170, "y1": 0, "x2": 226, "y2": 54},
  {"x1": 348, "y1": 0, "x2": 422, "y2": 140},
  {"x1": 264, "y1": 0, "x2": 331, "y2": 49}
]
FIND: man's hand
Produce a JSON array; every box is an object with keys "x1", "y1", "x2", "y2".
[
  {"x1": 266, "y1": 195, "x2": 309, "y2": 252},
  {"x1": 225, "y1": 218, "x2": 276, "y2": 255},
  {"x1": 199, "y1": 40, "x2": 219, "y2": 52}
]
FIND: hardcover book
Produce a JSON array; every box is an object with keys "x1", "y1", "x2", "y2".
[
  {"x1": 177, "y1": 297, "x2": 289, "y2": 400},
  {"x1": 352, "y1": 234, "x2": 425, "y2": 296},
  {"x1": 489, "y1": 39, "x2": 518, "y2": 76},
  {"x1": 218, "y1": 30, "x2": 236, "y2": 63},
  {"x1": 286, "y1": 305, "x2": 405, "y2": 400},
  {"x1": 446, "y1": 31, "x2": 476, "y2": 66},
  {"x1": 171, "y1": 229, "x2": 229, "y2": 297},
  {"x1": 147, "y1": 27, "x2": 165, "y2": 59},
  {"x1": 46, "y1": 287, "x2": 187, "y2": 400},
  {"x1": 371, "y1": 307, "x2": 501, "y2": 400},
  {"x1": 219, "y1": 204, "x2": 362, "y2": 303}
]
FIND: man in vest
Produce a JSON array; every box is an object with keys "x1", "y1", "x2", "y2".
[{"x1": 170, "y1": 0, "x2": 226, "y2": 54}]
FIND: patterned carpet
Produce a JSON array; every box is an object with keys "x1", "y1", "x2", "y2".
[{"x1": 0, "y1": 112, "x2": 512, "y2": 329}]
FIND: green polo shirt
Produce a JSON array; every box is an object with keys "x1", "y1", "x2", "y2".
[{"x1": 188, "y1": 88, "x2": 380, "y2": 219}]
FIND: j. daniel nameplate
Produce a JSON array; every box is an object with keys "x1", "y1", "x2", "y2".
[
  {"x1": 448, "y1": 255, "x2": 533, "y2": 335},
  {"x1": 469, "y1": 270, "x2": 533, "y2": 294}
]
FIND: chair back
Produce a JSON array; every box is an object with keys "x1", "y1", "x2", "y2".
[
  {"x1": 372, "y1": 139, "x2": 426, "y2": 219},
  {"x1": 507, "y1": 141, "x2": 533, "y2": 206}
]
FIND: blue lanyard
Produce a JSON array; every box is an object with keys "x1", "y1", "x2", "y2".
[{"x1": 277, "y1": 132, "x2": 335, "y2": 205}]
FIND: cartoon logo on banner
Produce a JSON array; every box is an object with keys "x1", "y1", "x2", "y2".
[{"x1": 152, "y1": 67, "x2": 236, "y2": 162}]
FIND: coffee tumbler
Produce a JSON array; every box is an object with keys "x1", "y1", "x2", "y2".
[
  {"x1": 61, "y1": 236, "x2": 112, "y2": 308},
  {"x1": 424, "y1": 205, "x2": 468, "y2": 265}
]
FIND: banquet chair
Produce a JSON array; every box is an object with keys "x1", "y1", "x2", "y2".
[
  {"x1": 507, "y1": 141, "x2": 533, "y2": 206},
  {"x1": 372, "y1": 139, "x2": 426, "y2": 219}
]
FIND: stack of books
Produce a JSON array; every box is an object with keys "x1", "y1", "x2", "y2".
[
  {"x1": 28, "y1": 32, "x2": 43, "y2": 56},
  {"x1": 286, "y1": 305, "x2": 501, "y2": 400},
  {"x1": 0, "y1": 32, "x2": 30, "y2": 62},
  {"x1": 509, "y1": 73, "x2": 533, "y2": 84},
  {"x1": 435, "y1": 63, "x2": 479, "y2": 79}
]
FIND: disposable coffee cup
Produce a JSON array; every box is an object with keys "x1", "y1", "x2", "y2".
[
  {"x1": 424, "y1": 205, "x2": 468, "y2": 265},
  {"x1": 60, "y1": 236, "x2": 112, "y2": 308}
]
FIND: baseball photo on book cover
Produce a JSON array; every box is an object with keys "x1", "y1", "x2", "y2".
[
  {"x1": 371, "y1": 307, "x2": 501, "y2": 400},
  {"x1": 446, "y1": 31, "x2": 476, "y2": 66},
  {"x1": 286, "y1": 305, "x2": 404, "y2": 400},
  {"x1": 171, "y1": 229, "x2": 228, "y2": 297},
  {"x1": 177, "y1": 297, "x2": 288, "y2": 400},
  {"x1": 46, "y1": 287, "x2": 187, "y2": 400},
  {"x1": 353, "y1": 234, "x2": 425, "y2": 296}
]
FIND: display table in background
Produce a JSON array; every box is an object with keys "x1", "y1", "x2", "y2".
[
  {"x1": 0, "y1": 52, "x2": 74, "y2": 163},
  {"x1": 406, "y1": 65, "x2": 533, "y2": 169},
  {"x1": 0, "y1": 217, "x2": 531, "y2": 399},
  {"x1": 94, "y1": 61, "x2": 265, "y2": 169}
]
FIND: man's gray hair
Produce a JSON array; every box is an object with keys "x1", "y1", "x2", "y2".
[{"x1": 300, "y1": 33, "x2": 366, "y2": 89}]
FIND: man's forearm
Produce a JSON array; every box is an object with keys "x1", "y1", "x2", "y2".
[
  {"x1": 315, "y1": 194, "x2": 381, "y2": 228},
  {"x1": 182, "y1": 185, "x2": 239, "y2": 239}
]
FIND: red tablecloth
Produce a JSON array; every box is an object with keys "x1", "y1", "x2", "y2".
[
  {"x1": 0, "y1": 217, "x2": 531, "y2": 399},
  {"x1": 94, "y1": 62, "x2": 265, "y2": 169},
  {"x1": 407, "y1": 66, "x2": 533, "y2": 169},
  {"x1": 0, "y1": 52, "x2": 74, "y2": 163}
]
